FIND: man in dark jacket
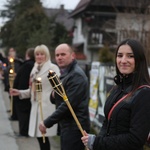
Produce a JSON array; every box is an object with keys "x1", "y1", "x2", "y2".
[{"x1": 39, "y1": 43, "x2": 90, "y2": 150}]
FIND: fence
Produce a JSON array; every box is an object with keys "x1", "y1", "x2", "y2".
[{"x1": 89, "y1": 61, "x2": 150, "y2": 129}]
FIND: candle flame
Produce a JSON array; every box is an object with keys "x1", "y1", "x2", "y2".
[
  {"x1": 49, "y1": 70, "x2": 53, "y2": 73},
  {"x1": 36, "y1": 77, "x2": 42, "y2": 91},
  {"x1": 9, "y1": 58, "x2": 14, "y2": 63},
  {"x1": 48, "y1": 70, "x2": 55, "y2": 77},
  {"x1": 9, "y1": 69, "x2": 14, "y2": 74},
  {"x1": 37, "y1": 77, "x2": 41, "y2": 82}
]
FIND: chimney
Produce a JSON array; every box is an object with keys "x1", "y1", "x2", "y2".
[{"x1": 60, "y1": 4, "x2": 64, "y2": 10}]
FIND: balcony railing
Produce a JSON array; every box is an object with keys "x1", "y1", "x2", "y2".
[{"x1": 88, "y1": 28, "x2": 117, "y2": 47}]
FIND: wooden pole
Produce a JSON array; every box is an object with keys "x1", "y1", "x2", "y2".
[
  {"x1": 9, "y1": 69, "x2": 14, "y2": 116},
  {"x1": 47, "y1": 70, "x2": 89, "y2": 150},
  {"x1": 36, "y1": 77, "x2": 45, "y2": 143}
]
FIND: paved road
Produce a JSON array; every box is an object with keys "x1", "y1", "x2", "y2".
[{"x1": 0, "y1": 80, "x2": 60, "y2": 150}]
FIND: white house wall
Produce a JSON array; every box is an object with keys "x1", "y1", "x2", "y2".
[
  {"x1": 72, "y1": 18, "x2": 92, "y2": 62},
  {"x1": 73, "y1": 18, "x2": 85, "y2": 44},
  {"x1": 73, "y1": 13, "x2": 150, "y2": 62}
]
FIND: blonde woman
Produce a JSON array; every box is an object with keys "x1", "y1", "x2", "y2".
[{"x1": 10, "y1": 44, "x2": 60, "y2": 150}]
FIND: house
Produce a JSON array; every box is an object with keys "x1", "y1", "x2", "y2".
[
  {"x1": 43, "y1": 4, "x2": 89, "y2": 62},
  {"x1": 70, "y1": 0, "x2": 150, "y2": 129},
  {"x1": 43, "y1": 5, "x2": 74, "y2": 34},
  {"x1": 70, "y1": 0, "x2": 150, "y2": 64}
]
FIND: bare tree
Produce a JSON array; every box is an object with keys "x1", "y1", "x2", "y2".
[{"x1": 112, "y1": 0, "x2": 150, "y2": 65}]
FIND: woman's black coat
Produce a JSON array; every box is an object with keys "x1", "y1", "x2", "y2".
[
  {"x1": 93, "y1": 74, "x2": 150, "y2": 150},
  {"x1": 13, "y1": 59, "x2": 34, "y2": 135}
]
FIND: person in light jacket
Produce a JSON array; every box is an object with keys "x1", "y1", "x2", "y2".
[{"x1": 10, "y1": 44, "x2": 60, "y2": 150}]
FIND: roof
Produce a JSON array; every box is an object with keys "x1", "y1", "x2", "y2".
[
  {"x1": 92, "y1": 0, "x2": 150, "y2": 7},
  {"x1": 43, "y1": 5, "x2": 74, "y2": 31},
  {"x1": 70, "y1": 0, "x2": 150, "y2": 17},
  {"x1": 70, "y1": 0, "x2": 92, "y2": 17}
]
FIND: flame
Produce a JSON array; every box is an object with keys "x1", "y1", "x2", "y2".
[
  {"x1": 36, "y1": 77, "x2": 42, "y2": 91},
  {"x1": 49, "y1": 70, "x2": 54, "y2": 74},
  {"x1": 9, "y1": 58, "x2": 14, "y2": 63},
  {"x1": 9, "y1": 69, "x2": 14, "y2": 74},
  {"x1": 37, "y1": 77, "x2": 41, "y2": 82},
  {"x1": 48, "y1": 70, "x2": 55, "y2": 77}
]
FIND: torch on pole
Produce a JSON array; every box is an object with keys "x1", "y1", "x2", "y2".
[
  {"x1": 9, "y1": 68, "x2": 14, "y2": 116},
  {"x1": 47, "y1": 70, "x2": 90, "y2": 150},
  {"x1": 9, "y1": 57, "x2": 15, "y2": 116},
  {"x1": 9, "y1": 57, "x2": 15, "y2": 71},
  {"x1": 47, "y1": 70, "x2": 85, "y2": 136},
  {"x1": 35, "y1": 77, "x2": 45, "y2": 143},
  {"x1": 47, "y1": 70, "x2": 89, "y2": 150}
]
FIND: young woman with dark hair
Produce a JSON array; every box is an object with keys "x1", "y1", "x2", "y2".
[{"x1": 81, "y1": 39, "x2": 150, "y2": 150}]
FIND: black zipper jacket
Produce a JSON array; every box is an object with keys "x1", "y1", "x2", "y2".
[
  {"x1": 93, "y1": 74, "x2": 150, "y2": 150},
  {"x1": 44, "y1": 60, "x2": 90, "y2": 132}
]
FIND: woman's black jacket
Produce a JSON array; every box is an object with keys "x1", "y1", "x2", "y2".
[{"x1": 93, "y1": 74, "x2": 150, "y2": 150}]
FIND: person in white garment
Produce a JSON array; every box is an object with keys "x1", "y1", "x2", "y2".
[{"x1": 10, "y1": 44, "x2": 60, "y2": 150}]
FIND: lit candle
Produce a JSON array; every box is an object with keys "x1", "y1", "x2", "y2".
[
  {"x1": 9, "y1": 68, "x2": 13, "y2": 74},
  {"x1": 47, "y1": 70, "x2": 63, "y2": 94},
  {"x1": 9, "y1": 57, "x2": 15, "y2": 73},
  {"x1": 9, "y1": 68, "x2": 14, "y2": 116},
  {"x1": 35, "y1": 77, "x2": 42, "y2": 92},
  {"x1": 47, "y1": 70, "x2": 60, "y2": 86},
  {"x1": 9, "y1": 58, "x2": 14, "y2": 63},
  {"x1": 9, "y1": 68, "x2": 14, "y2": 88},
  {"x1": 35, "y1": 77, "x2": 45, "y2": 143}
]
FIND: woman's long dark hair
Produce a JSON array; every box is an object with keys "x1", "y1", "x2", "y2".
[{"x1": 115, "y1": 39, "x2": 150, "y2": 91}]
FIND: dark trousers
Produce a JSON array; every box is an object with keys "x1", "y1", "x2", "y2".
[
  {"x1": 15, "y1": 99, "x2": 31, "y2": 136},
  {"x1": 11, "y1": 97, "x2": 18, "y2": 120},
  {"x1": 37, "y1": 137, "x2": 50, "y2": 150},
  {"x1": 60, "y1": 128, "x2": 85, "y2": 150}
]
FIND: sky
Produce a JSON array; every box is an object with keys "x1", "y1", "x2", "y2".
[
  {"x1": 42, "y1": 0, "x2": 80, "y2": 9},
  {"x1": 0, "y1": 0, "x2": 80, "y2": 26}
]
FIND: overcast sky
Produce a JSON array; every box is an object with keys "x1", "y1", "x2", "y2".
[
  {"x1": 0, "y1": 0, "x2": 80, "y2": 26},
  {"x1": 42, "y1": 0, "x2": 80, "y2": 9}
]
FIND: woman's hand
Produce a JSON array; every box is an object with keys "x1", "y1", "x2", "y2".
[
  {"x1": 81, "y1": 130, "x2": 89, "y2": 147},
  {"x1": 9, "y1": 88, "x2": 20, "y2": 96}
]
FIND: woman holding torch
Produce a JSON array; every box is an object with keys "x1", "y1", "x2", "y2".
[
  {"x1": 10, "y1": 44, "x2": 60, "y2": 150},
  {"x1": 81, "y1": 39, "x2": 150, "y2": 150}
]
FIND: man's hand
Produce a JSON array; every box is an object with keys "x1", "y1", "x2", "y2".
[
  {"x1": 39, "y1": 121, "x2": 47, "y2": 134},
  {"x1": 51, "y1": 90, "x2": 55, "y2": 98}
]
